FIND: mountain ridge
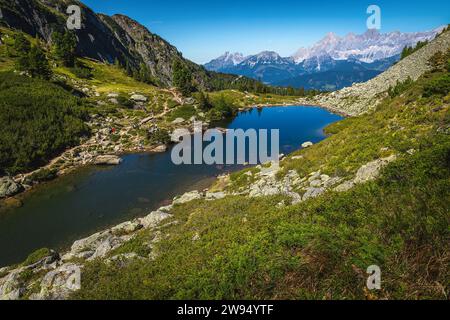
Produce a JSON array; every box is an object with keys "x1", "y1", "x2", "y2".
[
  {"x1": 0, "y1": 0, "x2": 229, "y2": 89},
  {"x1": 204, "y1": 27, "x2": 444, "y2": 89}
]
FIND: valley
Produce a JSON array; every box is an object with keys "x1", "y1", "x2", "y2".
[{"x1": 0, "y1": 0, "x2": 448, "y2": 302}]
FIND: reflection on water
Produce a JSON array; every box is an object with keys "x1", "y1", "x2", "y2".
[{"x1": 0, "y1": 106, "x2": 342, "y2": 267}]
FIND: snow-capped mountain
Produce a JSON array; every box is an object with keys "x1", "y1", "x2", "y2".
[
  {"x1": 293, "y1": 27, "x2": 445, "y2": 63},
  {"x1": 204, "y1": 52, "x2": 246, "y2": 71},
  {"x1": 239, "y1": 51, "x2": 293, "y2": 67},
  {"x1": 204, "y1": 26, "x2": 445, "y2": 89}
]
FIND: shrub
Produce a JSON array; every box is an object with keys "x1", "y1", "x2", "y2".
[
  {"x1": 71, "y1": 61, "x2": 93, "y2": 79},
  {"x1": 0, "y1": 72, "x2": 89, "y2": 175},
  {"x1": 148, "y1": 129, "x2": 171, "y2": 145},
  {"x1": 423, "y1": 73, "x2": 450, "y2": 97},
  {"x1": 388, "y1": 77, "x2": 414, "y2": 98},
  {"x1": 22, "y1": 248, "x2": 51, "y2": 266}
]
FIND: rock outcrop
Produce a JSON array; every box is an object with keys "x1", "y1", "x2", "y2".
[
  {"x1": 0, "y1": 177, "x2": 23, "y2": 198},
  {"x1": 0, "y1": 0, "x2": 228, "y2": 89},
  {"x1": 0, "y1": 208, "x2": 172, "y2": 300},
  {"x1": 94, "y1": 155, "x2": 123, "y2": 166}
]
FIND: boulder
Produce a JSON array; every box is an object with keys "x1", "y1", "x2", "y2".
[
  {"x1": 0, "y1": 270, "x2": 24, "y2": 300},
  {"x1": 354, "y1": 155, "x2": 397, "y2": 184},
  {"x1": 33, "y1": 263, "x2": 82, "y2": 300},
  {"x1": 0, "y1": 177, "x2": 23, "y2": 198},
  {"x1": 303, "y1": 187, "x2": 325, "y2": 201},
  {"x1": 151, "y1": 145, "x2": 167, "y2": 153},
  {"x1": 205, "y1": 192, "x2": 226, "y2": 201},
  {"x1": 301, "y1": 141, "x2": 314, "y2": 148},
  {"x1": 94, "y1": 155, "x2": 122, "y2": 165},
  {"x1": 130, "y1": 94, "x2": 148, "y2": 102},
  {"x1": 172, "y1": 117, "x2": 185, "y2": 125},
  {"x1": 173, "y1": 191, "x2": 203, "y2": 205},
  {"x1": 139, "y1": 211, "x2": 172, "y2": 229}
]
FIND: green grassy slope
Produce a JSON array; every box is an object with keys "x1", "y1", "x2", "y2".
[{"x1": 72, "y1": 52, "x2": 450, "y2": 300}]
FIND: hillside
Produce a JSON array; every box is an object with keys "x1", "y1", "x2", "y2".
[
  {"x1": 1, "y1": 37, "x2": 448, "y2": 300},
  {"x1": 0, "y1": 0, "x2": 243, "y2": 89},
  {"x1": 301, "y1": 30, "x2": 450, "y2": 115}
]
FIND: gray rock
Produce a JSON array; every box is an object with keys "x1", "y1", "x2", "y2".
[
  {"x1": 139, "y1": 210, "x2": 172, "y2": 229},
  {"x1": 310, "y1": 180, "x2": 323, "y2": 188},
  {"x1": 172, "y1": 117, "x2": 185, "y2": 125},
  {"x1": 34, "y1": 263, "x2": 82, "y2": 300},
  {"x1": 354, "y1": 155, "x2": 397, "y2": 184},
  {"x1": 334, "y1": 180, "x2": 355, "y2": 192},
  {"x1": 0, "y1": 270, "x2": 24, "y2": 300},
  {"x1": 303, "y1": 187, "x2": 325, "y2": 201},
  {"x1": 130, "y1": 94, "x2": 148, "y2": 102},
  {"x1": 94, "y1": 155, "x2": 123, "y2": 165},
  {"x1": 173, "y1": 191, "x2": 203, "y2": 205},
  {"x1": 302, "y1": 141, "x2": 314, "y2": 148},
  {"x1": 205, "y1": 192, "x2": 226, "y2": 201},
  {"x1": 0, "y1": 177, "x2": 23, "y2": 198}
]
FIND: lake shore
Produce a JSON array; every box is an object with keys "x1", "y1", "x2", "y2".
[{"x1": 0, "y1": 102, "x2": 346, "y2": 207}]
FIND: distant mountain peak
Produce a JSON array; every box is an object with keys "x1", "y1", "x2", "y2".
[
  {"x1": 292, "y1": 27, "x2": 443, "y2": 63},
  {"x1": 204, "y1": 51, "x2": 246, "y2": 71}
]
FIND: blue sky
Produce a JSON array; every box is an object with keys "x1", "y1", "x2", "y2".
[{"x1": 83, "y1": 0, "x2": 449, "y2": 64}]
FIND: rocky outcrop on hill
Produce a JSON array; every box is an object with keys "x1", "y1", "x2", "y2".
[
  {"x1": 0, "y1": 0, "x2": 214, "y2": 88},
  {"x1": 0, "y1": 177, "x2": 23, "y2": 198},
  {"x1": 300, "y1": 31, "x2": 450, "y2": 115},
  {"x1": 0, "y1": 207, "x2": 172, "y2": 300}
]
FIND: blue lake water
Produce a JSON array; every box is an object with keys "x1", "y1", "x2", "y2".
[{"x1": 0, "y1": 106, "x2": 342, "y2": 267}]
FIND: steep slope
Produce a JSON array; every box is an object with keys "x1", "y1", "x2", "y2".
[
  {"x1": 0, "y1": 0, "x2": 214, "y2": 88},
  {"x1": 301, "y1": 30, "x2": 450, "y2": 115}
]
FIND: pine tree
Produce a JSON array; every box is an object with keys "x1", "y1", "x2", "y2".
[
  {"x1": 53, "y1": 31, "x2": 77, "y2": 67},
  {"x1": 172, "y1": 59, "x2": 193, "y2": 96},
  {"x1": 198, "y1": 91, "x2": 212, "y2": 111},
  {"x1": 27, "y1": 46, "x2": 52, "y2": 80},
  {"x1": 14, "y1": 33, "x2": 31, "y2": 56}
]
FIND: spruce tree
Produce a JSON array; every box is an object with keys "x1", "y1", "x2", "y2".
[
  {"x1": 28, "y1": 46, "x2": 52, "y2": 80},
  {"x1": 53, "y1": 31, "x2": 78, "y2": 67},
  {"x1": 172, "y1": 59, "x2": 193, "y2": 96}
]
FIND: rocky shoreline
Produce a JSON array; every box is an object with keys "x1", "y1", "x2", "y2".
[
  {"x1": 0, "y1": 143, "x2": 399, "y2": 300},
  {"x1": 0, "y1": 100, "x2": 345, "y2": 206}
]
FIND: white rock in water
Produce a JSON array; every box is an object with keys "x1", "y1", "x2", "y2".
[
  {"x1": 94, "y1": 155, "x2": 122, "y2": 165},
  {"x1": 151, "y1": 145, "x2": 167, "y2": 153}
]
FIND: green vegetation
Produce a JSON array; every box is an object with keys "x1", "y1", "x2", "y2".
[
  {"x1": 52, "y1": 31, "x2": 77, "y2": 67},
  {"x1": 196, "y1": 91, "x2": 213, "y2": 111},
  {"x1": 72, "y1": 51, "x2": 450, "y2": 300},
  {"x1": 388, "y1": 77, "x2": 414, "y2": 98},
  {"x1": 423, "y1": 73, "x2": 450, "y2": 97},
  {"x1": 0, "y1": 72, "x2": 89, "y2": 175},
  {"x1": 401, "y1": 40, "x2": 429, "y2": 60},
  {"x1": 13, "y1": 34, "x2": 52, "y2": 80},
  {"x1": 173, "y1": 59, "x2": 193, "y2": 96},
  {"x1": 22, "y1": 248, "x2": 51, "y2": 267},
  {"x1": 147, "y1": 129, "x2": 171, "y2": 145}
]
